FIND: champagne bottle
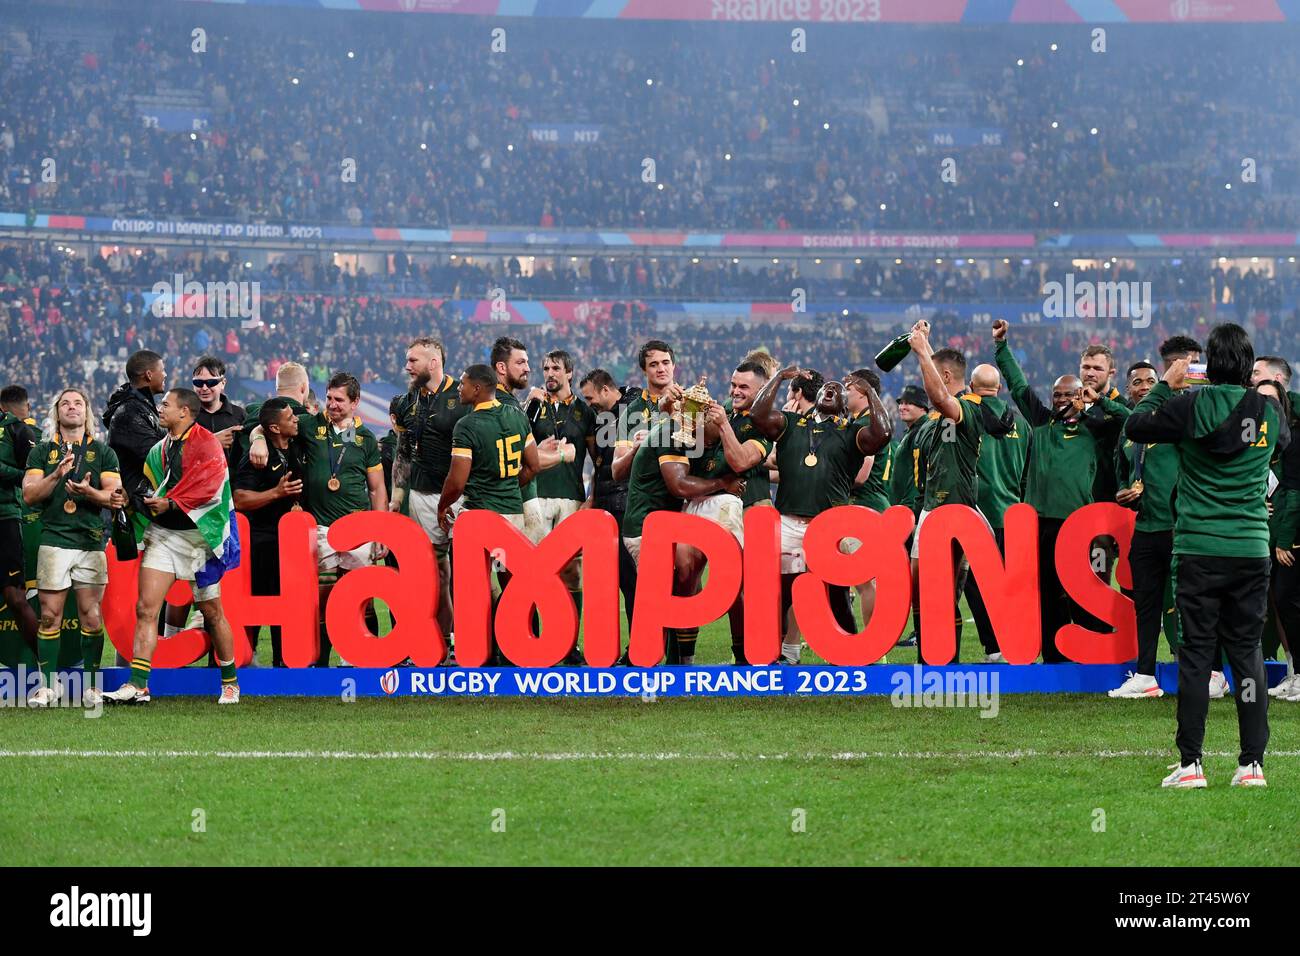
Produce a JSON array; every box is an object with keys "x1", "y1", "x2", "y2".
[{"x1": 874, "y1": 332, "x2": 913, "y2": 372}]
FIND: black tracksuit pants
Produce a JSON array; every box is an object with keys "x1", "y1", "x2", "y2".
[{"x1": 1173, "y1": 554, "x2": 1270, "y2": 767}]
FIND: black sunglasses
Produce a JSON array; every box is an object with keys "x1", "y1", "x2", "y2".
[{"x1": 192, "y1": 377, "x2": 223, "y2": 389}]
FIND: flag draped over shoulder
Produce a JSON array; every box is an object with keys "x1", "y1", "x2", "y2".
[{"x1": 136, "y1": 424, "x2": 240, "y2": 571}]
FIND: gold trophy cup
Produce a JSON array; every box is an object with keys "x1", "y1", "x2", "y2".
[{"x1": 671, "y1": 379, "x2": 713, "y2": 446}]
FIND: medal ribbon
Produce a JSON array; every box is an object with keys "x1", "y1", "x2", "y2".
[
  {"x1": 1131, "y1": 442, "x2": 1147, "y2": 484},
  {"x1": 806, "y1": 419, "x2": 830, "y2": 462},
  {"x1": 60, "y1": 431, "x2": 92, "y2": 509},
  {"x1": 327, "y1": 423, "x2": 350, "y2": 481}
]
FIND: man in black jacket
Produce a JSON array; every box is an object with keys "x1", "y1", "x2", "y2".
[
  {"x1": 191, "y1": 355, "x2": 246, "y2": 471},
  {"x1": 103, "y1": 350, "x2": 168, "y2": 665},
  {"x1": 103, "y1": 350, "x2": 167, "y2": 513}
]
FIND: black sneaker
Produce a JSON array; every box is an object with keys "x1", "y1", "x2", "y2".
[{"x1": 895, "y1": 633, "x2": 918, "y2": 648}]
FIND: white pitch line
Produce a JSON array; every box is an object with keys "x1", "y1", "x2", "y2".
[{"x1": 1, "y1": 748, "x2": 1299, "y2": 761}]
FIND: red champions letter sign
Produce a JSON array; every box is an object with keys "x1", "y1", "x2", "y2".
[
  {"x1": 221, "y1": 511, "x2": 321, "y2": 667},
  {"x1": 1054, "y1": 502, "x2": 1138, "y2": 664},
  {"x1": 793, "y1": 504, "x2": 915, "y2": 666},
  {"x1": 629, "y1": 510, "x2": 742, "y2": 667},
  {"x1": 917, "y1": 503, "x2": 1041, "y2": 665},
  {"x1": 323, "y1": 510, "x2": 446, "y2": 668},
  {"x1": 452, "y1": 508, "x2": 619, "y2": 667}
]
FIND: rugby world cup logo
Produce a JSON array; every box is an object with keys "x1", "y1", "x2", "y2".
[{"x1": 379, "y1": 669, "x2": 400, "y2": 695}]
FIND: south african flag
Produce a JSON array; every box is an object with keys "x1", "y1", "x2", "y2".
[{"x1": 135, "y1": 423, "x2": 241, "y2": 573}]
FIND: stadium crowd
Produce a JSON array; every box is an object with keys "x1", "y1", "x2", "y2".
[
  {"x1": 3, "y1": 238, "x2": 1299, "y2": 421},
  {"x1": 2, "y1": 8, "x2": 1299, "y2": 231}
]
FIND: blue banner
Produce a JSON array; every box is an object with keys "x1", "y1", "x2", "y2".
[{"x1": 79, "y1": 662, "x2": 1274, "y2": 698}]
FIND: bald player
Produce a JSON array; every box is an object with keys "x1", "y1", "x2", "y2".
[
  {"x1": 965, "y1": 363, "x2": 1029, "y2": 662},
  {"x1": 993, "y1": 320, "x2": 1130, "y2": 661}
]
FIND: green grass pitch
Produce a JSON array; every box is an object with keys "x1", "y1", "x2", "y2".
[{"x1": 2, "y1": 604, "x2": 1297, "y2": 866}]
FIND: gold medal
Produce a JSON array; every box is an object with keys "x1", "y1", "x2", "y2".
[
  {"x1": 291, "y1": 502, "x2": 303, "y2": 511},
  {"x1": 1131, "y1": 480, "x2": 1144, "y2": 494},
  {"x1": 63, "y1": 499, "x2": 77, "y2": 514},
  {"x1": 327, "y1": 476, "x2": 341, "y2": 492},
  {"x1": 804, "y1": 453, "x2": 818, "y2": 467}
]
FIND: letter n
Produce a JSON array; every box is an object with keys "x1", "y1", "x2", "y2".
[{"x1": 918, "y1": 503, "x2": 1040, "y2": 664}]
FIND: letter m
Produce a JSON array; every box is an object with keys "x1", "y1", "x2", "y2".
[
  {"x1": 206, "y1": 280, "x2": 240, "y2": 319},
  {"x1": 452, "y1": 509, "x2": 619, "y2": 666},
  {"x1": 1095, "y1": 281, "x2": 1128, "y2": 320}
]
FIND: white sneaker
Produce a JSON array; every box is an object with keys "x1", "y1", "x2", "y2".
[
  {"x1": 1270, "y1": 673, "x2": 1299, "y2": 698},
  {"x1": 1283, "y1": 685, "x2": 1300, "y2": 703},
  {"x1": 985, "y1": 652, "x2": 1006, "y2": 663},
  {"x1": 217, "y1": 684, "x2": 240, "y2": 705},
  {"x1": 82, "y1": 686, "x2": 103, "y2": 707},
  {"x1": 101, "y1": 683, "x2": 150, "y2": 705},
  {"x1": 1230, "y1": 762, "x2": 1267, "y2": 787},
  {"x1": 1208, "y1": 671, "x2": 1230, "y2": 699},
  {"x1": 27, "y1": 684, "x2": 63, "y2": 707},
  {"x1": 1108, "y1": 671, "x2": 1163, "y2": 699},
  {"x1": 1162, "y1": 760, "x2": 1207, "y2": 789}
]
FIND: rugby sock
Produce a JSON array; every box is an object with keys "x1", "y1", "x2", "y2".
[
  {"x1": 37, "y1": 627, "x2": 60, "y2": 687},
  {"x1": 162, "y1": 622, "x2": 181, "y2": 638},
  {"x1": 729, "y1": 598, "x2": 747, "y2": 664},
  {"x1": 566, "y1": 590, "x2": 584, "y2": 663},
  {"x1": 364, "y1": 602, "x2": 381, "y2": 636},
  {"x1": 781, "y1": 641, "x2": 801, "y2": 664},
  {"x1": 129, "y1": 657, "x2": 152, "y2": 689},
  {"x1": 317, "y1": 619, "x2": 332, "y2": 667},
  {"x1": 217, "y1": 657, "x2": 237, "y2": 684},
  {"x1": 675, "y1": 626, "x2": 699, "y2": 662},
  {"x1": 80, "y1": 627, "x2": 104, "y2": 684}
]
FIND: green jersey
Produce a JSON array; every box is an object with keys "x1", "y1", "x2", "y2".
[
  {"x1": 393, "y1": 374, "x2": 470, "y2": 495},
  {"x1": 919, "y1": 395, "x2": 984, "y2": 512},
  {"x1": 1268, "y1": 392, "x2": 1300, "y2": 549},
  {"x1": 0, "y1": 412, "x2": 35, "y2": 521},
  {"x1": 1115, "y1": 437, "x2": 1179, "y2": 534},
  {"x1": 296, "y1": 413, "x2": 383, "y2": 526},
  {"x1": 25, "y1": 436, "x2": 120, "y2": 551},
  {"x1": 529, "y1": 393, "x2": 594, "y2": 502},
  {"x1": 996, "y1": 340, "x2": 1130, "y2": 519},
  {"x1": 974, "y1": 396, "x2": 1029, "y2": 529},
  {"x1": 494, "y1": 385, "x2": 537, "y2": 502},
  {"x1": 625, "y1": 388, "x2": 671, "y2": 435},
  {"x1": 729, "y1": 410, "x2": 774, "y2": 507},
  {"x1": 450, "y1": 399, "x2": 535, "y2": 515},
  {"x1": 852, "y1": 438, "x2": 894, "y2": 511},
  {"x1": 622, "y1": 421, "x2": 689, "y2": 537},
  {"x1": 1127, "y1": 381, "x2": 1290, "y2": 558},
  {"x1": 773, "y1": 411, "x2": 871, "y2": 518},
  {"x1": 890, "y1": 417, "x2": 927, "y2": 513}
]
